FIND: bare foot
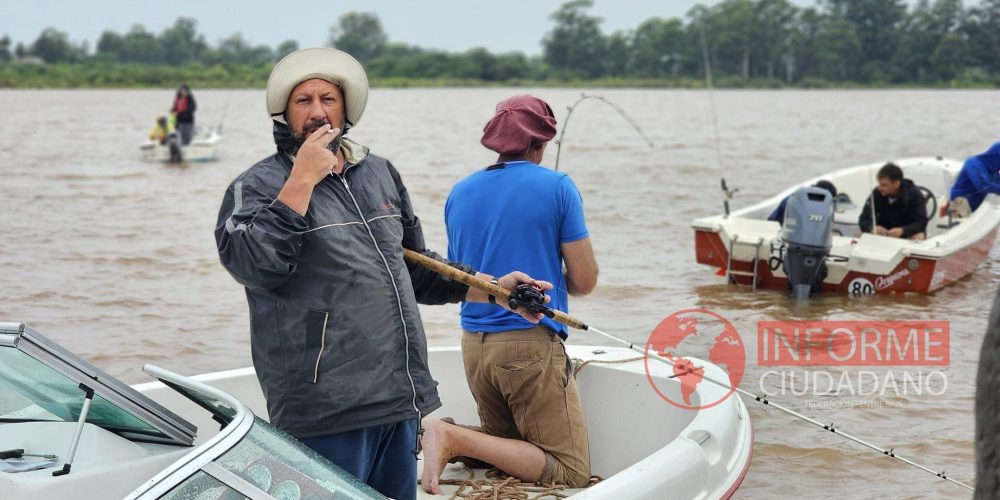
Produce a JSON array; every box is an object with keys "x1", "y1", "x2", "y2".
[{"x1": 420, "y1": 418, "x2": 454, "y2": 494}]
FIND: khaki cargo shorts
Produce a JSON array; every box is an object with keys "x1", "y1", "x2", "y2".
[{"x1": 461, "y1": 326, "x2": 591, "y2": 487}]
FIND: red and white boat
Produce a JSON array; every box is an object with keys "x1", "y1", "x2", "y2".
[{"x1": 692, "y1": 157, "x2": 1000, "y2": 296}]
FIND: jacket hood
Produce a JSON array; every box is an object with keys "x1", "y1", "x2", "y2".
[{"x1": 975, "y1": 141, "x2": 1000, "y2": 170}]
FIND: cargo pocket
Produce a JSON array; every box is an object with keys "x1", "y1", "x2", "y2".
[
  {"x1": 554, "y1": 343, "x2": 572, "y2": 389},
  {"x1": 496, "y1": 356, "x2": 547, "y2": 443},
  {"x1": 303, "y1": 310, "x2": 330, "y2": 384}
]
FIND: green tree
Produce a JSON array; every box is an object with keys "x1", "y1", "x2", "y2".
[
  {"x1": 275, "y1": 39, "x2": 299, "y2": 61},
  {"x1": 929, "y1": 31, "x2": 967, "y2": 80},
  {"x1": 788, "y1": 7, "x2": 827, "y2": 82},
  {"x1": 329, "y1": 12, "x2": 387, "y2": 63},
  {"x1": 825, "y1": 0, "x2": 906, "y2": 79},
  {"x1": 0, "y1": 35, "x2": 11, "y2": 63},
  {"x1": 160, "y1": 17, "x2": 205, "y2": 65},
  {"x1": 814, "y1": 17, "x2": 862, "y2": 80},
  {"x1": 96, "y1": 30, "x2": 124, "y2": 60},
  {"x1": 542, "y1": 0, "x2": 607, "y2": 78},
  {"x1": 631, "y1": 18, "x2": 686, "y2": 77},
  {"x1": 119, "y1": 25, "x2": 163, "y2": 63},
  {"x1": 30, "y1": 28, "x2": 84, "y2": 63},
  {"x1": 961, "y1": 0, "x2": 1000, "y2": 75}
]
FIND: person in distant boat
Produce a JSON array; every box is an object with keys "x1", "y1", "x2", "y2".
[
  {"x1": 768, "y1": 180, "x2": 838, "y2": 226},
  {"x1": 214, "y1": 48, "x2": 549, "y2": 500},
  {"x1": 858, "y1": 162, "x2": 928, "y2": 240},
  {"x1": 149, "y1": 115, "x2": 182, "y2": 163},
  {"x1": 950, "y1": 141, "x2": 1000, "y2": 213},
  {"x1": 420, "y1": 95, "x2": 599, "y2": 494},
  {"x1": 171, "y1": 84, "x2": 196, "y2": 145}
]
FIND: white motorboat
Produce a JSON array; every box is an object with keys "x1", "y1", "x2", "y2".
[
  {"x1": 1, "y1": 322, "x2": 753, "y2": 499},
  {"x1": 138, "y1": 126, "x2": 222, "y2": 163},
  {"x1": 693, "y1": 157, "x2": 1000, "y2": 296}
]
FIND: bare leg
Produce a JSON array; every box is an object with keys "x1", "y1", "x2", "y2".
[{"x1": 420, "y1": 417, "x2": 546, "y2": 494}]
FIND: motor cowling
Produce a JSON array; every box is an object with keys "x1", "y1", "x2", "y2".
[{"x1": 781, "y1": 186, "x2": 834, "y2": 299}]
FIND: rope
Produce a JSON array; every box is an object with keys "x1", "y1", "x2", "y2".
[
  {"x1": 573, "y1": 356, "x2": 645, "y2": 377},
  {"x1": 428, "y1": 466, "x2": 602, "y2": 500}
]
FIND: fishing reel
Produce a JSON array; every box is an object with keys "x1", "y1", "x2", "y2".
[{"x1": 508, "y1": 283, "x2": 554, "y2": 318}]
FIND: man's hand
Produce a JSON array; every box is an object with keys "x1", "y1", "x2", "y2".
[
  {"x1": 875, "y1": 225, "x2": 890, "y2": 236},
  {"x1": 291, "y1": 125, "x2": 341, "y2": 186},
  {"x1": 466, "y1": 271, "x2": 553, "y2": 323},
  {"x1": 277, "y1": 125, "x2": 340, "y2": 216},
  {"x1": 497, "y1": 271, "x2": 553, "y2": 323},
  {"x1": 887, "y1": 227, "x2": 904, "y2": 238}
]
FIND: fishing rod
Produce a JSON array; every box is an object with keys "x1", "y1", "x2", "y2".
[
  {"x1": 698, "y1": 19, "x2": 743, "y2": 220},
  {"x1": 553, "y1": 93, "x2": 654, "y2": 172},
  {"x1": 402, "y1": 248, "x2": 975, "y2": 492},
  {"x1": 215, "y1": 91, "x2": 232, "y2": 135}
]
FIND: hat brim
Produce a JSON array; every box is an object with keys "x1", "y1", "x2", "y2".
[{"x1": 266, "y1": 48, "x2": 369, "y2": 127}]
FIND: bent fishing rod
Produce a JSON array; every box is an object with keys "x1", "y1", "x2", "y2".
[
  {"x1": 402, "y1": 248, "x2": 974, "y2": 492},
  {"x1": 553, "y1": 93, "x2": 654, "y2": 172}
]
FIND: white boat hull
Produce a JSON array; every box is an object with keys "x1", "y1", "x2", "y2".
[
  {"x1": 693, "y1": 157, "x2": 1000, "y2": 294},
  {"x1": 138, "y1": 128, "x2": 221, "y2": 163},
  {"x1": 134, "y1": 345, "x2": 754, "y2": 499}
]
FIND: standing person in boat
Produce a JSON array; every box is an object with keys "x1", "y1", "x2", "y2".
[
  {"x1": 214, "y1": 48, "x2": 551, "y2": 500},
  {"x1": 171, "y1": 84, "x2": 196, "y2": 145},
  {"x1": 858, "y1": 162, "x2": 928, "y2": 240},
  {"x1": 950, "y1": 141, "x2": 1000, "y2": 214},
  {"x1": 767, "y1": 180, "x2": 838, "y2": 226},
  {"x1": 420, "y1": 95, "x2": 599, "y2": 494}
]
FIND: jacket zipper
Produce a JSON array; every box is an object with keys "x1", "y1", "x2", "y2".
[
  {"x1": 334, "y1": 171, "x2": 423, "y2": 422},
  {"x1": 312, "y1": 312, "x2": 329, "y2": 384}
]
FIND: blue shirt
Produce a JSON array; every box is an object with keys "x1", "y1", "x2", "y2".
[
  {"x1": 951, "y1": 141, "x2": 1000, "y2": 211},
  {"x1": 445, "y1": 161, "x2": 589, "y2": 337}
]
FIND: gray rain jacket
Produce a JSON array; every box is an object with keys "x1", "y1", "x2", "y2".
[{"x1": 215, "y1": 137, "x2": 471, "y2": 437}]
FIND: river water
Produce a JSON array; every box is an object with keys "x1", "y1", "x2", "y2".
[{"x1": 1, "y1": 88, "x2": 997, "y2": 498}]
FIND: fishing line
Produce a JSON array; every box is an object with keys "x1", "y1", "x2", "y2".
[
  {"x1": 402, "y1": 248, "x2": 974, "y2": 492},
  {"x1": 553, "y1": 93, "x2": 653, "y2": 172}
]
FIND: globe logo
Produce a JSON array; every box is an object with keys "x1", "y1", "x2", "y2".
[{"x1": 644, "y1": 308, "x2": 746, "y2": 410}]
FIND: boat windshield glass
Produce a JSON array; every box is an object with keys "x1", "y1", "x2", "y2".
[
  {"x1": 160, "y1": 470, "x2": 249, "y2": 500},
  {"x1": 0, "y1": 345, "x2": 168, "y2": 440},
  {"x1": 214, "y1": 416, "x2": 383, "y2": 499}
]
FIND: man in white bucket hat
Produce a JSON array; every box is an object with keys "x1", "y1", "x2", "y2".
[{"x1": 214, "y1": 47, "x2": 551, "y2": 499}]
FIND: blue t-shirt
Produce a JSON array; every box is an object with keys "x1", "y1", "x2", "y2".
[{"x1": 445, "y1": 161, "x2": 589, "y2": 337}]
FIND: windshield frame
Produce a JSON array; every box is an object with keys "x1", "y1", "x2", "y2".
[{"x1": 0, "y1": 322, "x2": 196, "y2": 445}]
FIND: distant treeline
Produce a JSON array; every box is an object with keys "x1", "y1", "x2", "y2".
[{"x1": 1, "y1": 0, "x2": 999, "y2": 88}]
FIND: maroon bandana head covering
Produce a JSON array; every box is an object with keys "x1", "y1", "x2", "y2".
[{"x1": 480, "y1": 95, "x2": 557, "y2": 155}]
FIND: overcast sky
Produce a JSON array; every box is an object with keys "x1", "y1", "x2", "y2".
[{"x1": 1, "y1": 0, "x2": 818, "y2": 56}]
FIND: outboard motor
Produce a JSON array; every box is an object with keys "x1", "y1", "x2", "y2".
[{"x1": 782, "y1": 186, "x2": 834, "y2": 299}]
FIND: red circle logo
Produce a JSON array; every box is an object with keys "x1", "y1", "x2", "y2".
[{"x1": 644, "y1": 308, "x2": 746, "y2": 410}]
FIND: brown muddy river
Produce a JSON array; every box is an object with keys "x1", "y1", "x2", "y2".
[{"x1": 1, "y1": 88, "x2": 998, "y2": 498}]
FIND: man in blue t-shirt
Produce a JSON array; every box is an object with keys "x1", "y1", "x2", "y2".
[{"x1": 420, "y1": 95, "x2": 599, "y2": 494}]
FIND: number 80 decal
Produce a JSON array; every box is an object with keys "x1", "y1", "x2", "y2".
[{"x1": 848, "y1": 277, "x2": 875, "y2": 296}]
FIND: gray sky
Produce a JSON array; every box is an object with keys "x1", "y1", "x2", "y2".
[{"x1": 1, "y1": 0, "x2": 814, "y2": 56}]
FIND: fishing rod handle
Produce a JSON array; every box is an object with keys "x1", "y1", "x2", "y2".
[{"x1": 401, "y1": 248, "x2": 588, "y2": 330}]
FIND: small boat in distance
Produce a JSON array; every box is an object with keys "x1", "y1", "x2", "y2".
[
  {"x1": 692, "y1": 157, "x2": 1000, "y2": 296},
  {"x1": 1, "y1": 322, "x2": 753, "y2": 499},
  {"x1": 138, "y1": 126, "x2": 222, "y2": 164}
]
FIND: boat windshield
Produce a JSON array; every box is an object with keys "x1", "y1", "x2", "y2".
[
  {"x1": 215, "y1": 416, "x2": 382, "y2": 499},
  {"x1": 158, "y1": 416, "x2": 384, "y2": 499},
  {"x1": 0, "y1": 344, "x2": 168, "y2": 439}
]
